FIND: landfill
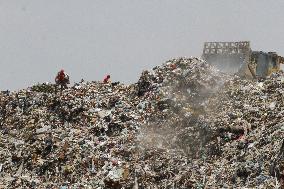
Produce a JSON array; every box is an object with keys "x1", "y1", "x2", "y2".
[{"x1": 0, "y1": 57, "x2": 284, "y2": 188}]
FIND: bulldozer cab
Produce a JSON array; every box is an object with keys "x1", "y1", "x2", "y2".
[
  {"x1": 251, "y1": 51, "x2": 284, "y2": 77},
  {"x1": 202, "y1": 41, "x2": 284, "y2": 78}
]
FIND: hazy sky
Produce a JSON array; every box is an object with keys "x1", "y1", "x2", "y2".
[{"x1": 1, "y1": 0, "x2": 284, "y2": 90}]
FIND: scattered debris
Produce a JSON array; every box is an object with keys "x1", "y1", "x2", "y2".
[{"x1": 0, "y1": 57, "x2": 284, "y2": 188}]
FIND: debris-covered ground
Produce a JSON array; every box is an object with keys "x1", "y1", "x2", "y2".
[{"x1": 0, "y1": 57, "x2": 284, "y2": 188}]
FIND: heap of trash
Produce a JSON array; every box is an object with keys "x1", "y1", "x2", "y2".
[
  {"x1": 198, "y1": 72, "x2": 284, "y2": 188},
  {"x1": 0, "y1": 57, "x2": 284, "y2": 188}
]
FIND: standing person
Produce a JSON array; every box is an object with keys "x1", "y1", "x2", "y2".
[
  {"x1": 103, "y1": 75, "x2": 111, "y2": 83},
  {"x1": 55, "y1": 69, "x2": 70, "y2": 91}
]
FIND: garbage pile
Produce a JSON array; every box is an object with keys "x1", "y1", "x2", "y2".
[
  {"x1": 0, "y1": 57, "x2": 284, "y2": 188},
  {"x1": 198, "y1": 72, "x2": 284, "y2": 188},
  {"x1": 0, "y1": 81, "x2": 145, "y2": 188}
]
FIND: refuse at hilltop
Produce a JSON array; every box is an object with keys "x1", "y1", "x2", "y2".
[{"x1": 0, "y1": 57, "x2": 284, "y2": 188}]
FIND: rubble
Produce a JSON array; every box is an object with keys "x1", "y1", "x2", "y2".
[{"x1": 0, "y1": 57, "x2": 284, "y2": 188}]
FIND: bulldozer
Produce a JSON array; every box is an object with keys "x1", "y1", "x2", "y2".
[{"x1": 202, "y1": 41, "x2": 284, "y2": 79}]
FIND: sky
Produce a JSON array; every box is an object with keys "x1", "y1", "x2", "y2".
[{"x1": 1, "y1": 0, "x2": 284, "y2": 90}]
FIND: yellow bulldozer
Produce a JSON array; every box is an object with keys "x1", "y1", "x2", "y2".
[{"x1": 202, "y1": 41, "x2": 284, "y2": 79}]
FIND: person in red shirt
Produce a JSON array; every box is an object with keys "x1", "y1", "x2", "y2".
[
  {"x1": 55, "y1": 69, "x2": 70, "y2": 90},
  {"x1": 103, "y1": 75, "x2": 111, "y2": 83}
]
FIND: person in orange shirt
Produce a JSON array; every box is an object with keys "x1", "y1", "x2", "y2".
[
  {"x1": 55, "y1": 69, "x2": 70, "y2": 90},
  {"x1": 103, "y1": 75, "x2": 111, "y2": 83}
]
